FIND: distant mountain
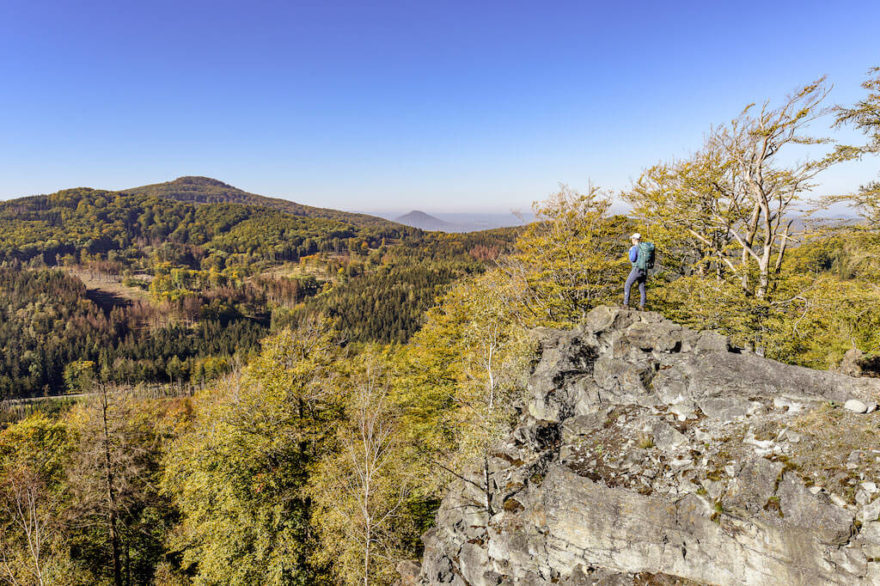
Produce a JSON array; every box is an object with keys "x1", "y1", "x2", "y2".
[
  {"x1": 387, "y1": 210, "x2": 533, "y2": 232},
  {"x1": 394, "y1": 210, "x2": 462, "y2": 232},
  {"x1": 123, "y1": 176, "x2": 403, "y2": 230}
]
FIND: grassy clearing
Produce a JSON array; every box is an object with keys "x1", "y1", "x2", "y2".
[{"x1": 62, "y1": 266, "x2": 152, "y2": 303}]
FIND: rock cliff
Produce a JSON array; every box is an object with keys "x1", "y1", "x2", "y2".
[{"x1": 419, "y1": 306, "x2": 880, "y2": 585}]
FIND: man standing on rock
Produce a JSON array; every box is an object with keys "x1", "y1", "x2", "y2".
[{"x1": 623, "y1": 233, "x2": 653, "y2": 311}]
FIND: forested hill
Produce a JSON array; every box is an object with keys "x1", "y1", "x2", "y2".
[
  {"x1": 0, "y1": 183, "x2": 412, "y2": 266},
  {"x1": 122, "y1": 176, "x2": 402, "y2": 229},
  {"x1": 0, "y1": 181, "x2": 518, "y2": 399}
]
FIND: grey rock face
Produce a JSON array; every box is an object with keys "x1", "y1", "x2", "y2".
[{"x1": 419, "y1": 306, "x2": 880, "y2": 585}]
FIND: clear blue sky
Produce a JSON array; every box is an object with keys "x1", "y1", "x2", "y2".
[{"x1": 1, "y1": 0, "x2": 878, "y2": 213}]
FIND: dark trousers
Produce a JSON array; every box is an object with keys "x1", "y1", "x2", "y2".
[{"x1": 624, "y1": 267, "x2": 647, "y2": 307}]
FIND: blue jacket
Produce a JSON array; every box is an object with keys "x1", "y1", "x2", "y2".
[{"x1": 629, "y1": 244, "x2": 639, "y2": 264}]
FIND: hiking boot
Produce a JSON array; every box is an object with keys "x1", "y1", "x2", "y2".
[{"x1": 638, "y1": 305, "x2": 646, "y2": 312}]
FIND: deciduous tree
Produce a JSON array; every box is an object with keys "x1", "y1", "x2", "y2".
[
  {"x1": 828, "y1": 67, "x2": 880, "y2": 224},
  {"x1": 624, "y1": 144, "x2": 743, "y2": 278},
  {"x1": 311, "y1": 351, "x2": 414, "y2": 585},
  {"x1": 162, "y1": 316, "x2": 344, "y2": 584},
  {"x1": 627, "y1": 79, "x2": 841, "y2": 299},
  {"x1": 0, "y1": 415, "x2": 78, "y2": 586},
  {"x1": 505, "y1": 185, "x2": 630, "y2": 325},
  {"x1": 399, "y1": 271, "x2": 533, "y2": 521}
]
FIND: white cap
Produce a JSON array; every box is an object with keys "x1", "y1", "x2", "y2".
[{"x1": 631, "y1": 233, "x2": 641, "y2": 240}]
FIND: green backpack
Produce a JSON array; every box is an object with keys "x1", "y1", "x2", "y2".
[{"x1": 636, "y1": 241, "x2": 655, "y2": 271}]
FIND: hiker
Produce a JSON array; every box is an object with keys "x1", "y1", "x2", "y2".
[{"x1": 623, "y1": 233, "x2": 654, "y2": 310}]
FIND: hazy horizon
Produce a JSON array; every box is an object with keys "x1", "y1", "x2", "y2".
[{"x1": 0, "y1": 173, "x2": 866, "y2": 224}]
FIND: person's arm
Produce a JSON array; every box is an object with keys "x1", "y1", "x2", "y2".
[{"x1": 629, "y1": 245, "x2": 638, "y2": 263}]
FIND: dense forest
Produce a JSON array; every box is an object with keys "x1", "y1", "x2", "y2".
[
  {"x1": 0, "y1": 181, "x2": 403, "y2": 267},
  {"x1": 0, "y1": 267, "x2": 264, "y2": 397},
  {"x1": 0, "y1": 69, "x2": 878, "y2": 585},
  {"x1": 0, "y1": 180, "x2": 517, "y2": 398}
]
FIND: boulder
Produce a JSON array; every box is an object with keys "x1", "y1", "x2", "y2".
[{"x1": 846, "y1": 399, "x2": 869, "y2": 413}]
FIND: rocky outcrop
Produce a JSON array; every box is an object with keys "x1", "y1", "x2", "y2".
[{"x1": 419, "y1": 306, "x2": 880, "y2": 585}]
